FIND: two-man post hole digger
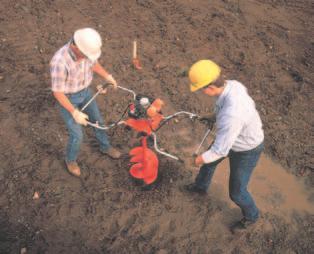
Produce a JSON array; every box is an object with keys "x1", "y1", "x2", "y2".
[
  {"x1": 51, "y1": 27, "x2": 264, "y2": 234},
  {"x1": 82, "y1": 82, "x2": 214, "y2": 187}
]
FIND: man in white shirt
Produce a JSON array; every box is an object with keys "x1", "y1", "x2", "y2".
[{"x1": 186, "y1": 60, "x2": 264, "y2": 234}]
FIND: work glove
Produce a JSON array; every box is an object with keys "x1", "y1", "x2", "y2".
[
  {"x1": 72, "y1": 109, "x2": 89, "y2": 126},
  {"x1": 106, "y1": 74, "x2": 118, "y2": 89},
  {"x1": 96, "y1": 84, "x2": 107, "y2": 94}
]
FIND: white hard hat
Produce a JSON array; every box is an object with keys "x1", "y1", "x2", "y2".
[{"x1": 73, "y1": 28, "x2": 102, "y2": 61}]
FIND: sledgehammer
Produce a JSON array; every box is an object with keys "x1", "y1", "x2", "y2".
[{"x1": 132, "y1": 40, "x2": 142, "y2": 70}]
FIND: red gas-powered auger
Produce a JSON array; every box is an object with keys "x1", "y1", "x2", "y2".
[{"x1": 81, "y1": 84, "x2": 212, "y2": 187}]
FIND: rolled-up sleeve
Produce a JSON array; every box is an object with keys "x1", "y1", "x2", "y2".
[
  {"x1": 202, "y1": 114, "x2": 243, "y2": 163},
  {"x1": 50, "y1": 61, "x2": 67, "y2": 92}
]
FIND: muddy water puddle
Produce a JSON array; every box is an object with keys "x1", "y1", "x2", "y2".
[
  {"x1": 179, "y1": 133, "x2": 313, "y2": 219},
  {"x1": 209, "y1": 154, "x2": 314, "y2": 219}
]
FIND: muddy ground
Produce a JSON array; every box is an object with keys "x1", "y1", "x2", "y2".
[{"x1": 0, "y1": 0, "x2": 313, "y2": 253}]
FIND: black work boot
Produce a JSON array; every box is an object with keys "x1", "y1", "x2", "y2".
[
  {"x1": 230, "y1": 218, "x2": 257, "y2": 234},
  {"x1": 183, "y1": 183, "x2": 207, "y2": 195}
]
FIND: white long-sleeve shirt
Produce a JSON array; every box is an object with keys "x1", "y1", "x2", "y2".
[{"x1": 202, "y1": 80, "x2": 264, "y2": 163}]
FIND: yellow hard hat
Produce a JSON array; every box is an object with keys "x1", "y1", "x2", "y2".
[{"x1": 189, "y1": 60, "x2": 221, "y2": 92}]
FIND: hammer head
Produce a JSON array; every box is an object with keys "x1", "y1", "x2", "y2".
[{"x1": 132, "y1": 58, "x2": 142, "y2": 70}]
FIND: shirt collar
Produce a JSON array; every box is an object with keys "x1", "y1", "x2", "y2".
[
  {"x1": 67, "y1": 41, "x2": 78, "y2": 61},
  {"x1": 215, "y1": 81, "x2": 231, "y2": 110}
]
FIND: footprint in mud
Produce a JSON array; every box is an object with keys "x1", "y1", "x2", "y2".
[
  {"x1": 141, "y1": 223, "x2": 160, "y2": 241},
  {"x1": 168, "y1": 219, "x2": 176, "y2": 232},
  {"x1": 85, "y1": 199, "x2": 97, "y2": 215},
  {"x1": 110, "y1": 191, "x2": 122, "y2": 202},
  {"x1": 134, "y1": 226, "x2": 160, "y2": 253},
  {"x1": 108, "y1": 219, "x2": 120, "y2": 236},
  {"x1": 120, "y1": 214, "x2": 138, "y2": 237},
  {"x1": 266, "y1": 189, "x2": 285, "y2": 208}
]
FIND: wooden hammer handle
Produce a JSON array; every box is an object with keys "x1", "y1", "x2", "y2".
[{"x1": 133, "y1": 40, "x2": 137, "y2": 59}]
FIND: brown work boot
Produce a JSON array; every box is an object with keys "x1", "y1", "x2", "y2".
[
  {"x1": 102, "y1": 147, "x2": 121, "y2": 159},
  {"x1": 65, "y1": 161, "x2": 81, "y2": 177}
]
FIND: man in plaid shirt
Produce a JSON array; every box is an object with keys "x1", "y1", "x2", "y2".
[{"x1": 50, "y1": 28, "x2": 121, "y2": 177}]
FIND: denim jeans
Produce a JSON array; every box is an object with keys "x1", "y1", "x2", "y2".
[
  {"x1": 195, "y1": 142, "x2": 264, "y2": 221},
  {"x1": 59, "y1": 88, "x2": 111, "y2": 162}
]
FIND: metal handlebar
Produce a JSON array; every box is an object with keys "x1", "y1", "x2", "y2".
[
  {"x1": 193, "y1": 128, "x2": 211, "y2": 156},
  {"x1": 86, "y1": 120, "x2": 125, "y2": 130},
  {"x1": 151, "y1": 133, "x2": 179, "y2": 160},
  {"x1": 81, "y1": 89, "x2": 102, "y2": 111},
  {"x1": 116, "y1": 85, "x2": 137, "y2": 100},
  {"x1": 163, "y1": 111, "x2": 199, "y2": 120},
  {"x1": 81, "y1": 83, "x2": 136, "y2": 112}
]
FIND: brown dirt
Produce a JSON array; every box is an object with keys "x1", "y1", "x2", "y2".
[{"x1": 0, "y1": 0, "x2": 313, "y2": 253}]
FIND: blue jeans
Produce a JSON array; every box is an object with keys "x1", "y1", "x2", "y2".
[
  {"x1": 59, "y1": 88, "x2": 111, "y2": 162},
  {"x1": 195, "y1": 142, "x2": 264, "y2": 221}
]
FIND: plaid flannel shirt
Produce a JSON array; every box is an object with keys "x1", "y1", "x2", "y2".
[{"x1": 50, "y1": 41, "x2": 96, "y2": 94}]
